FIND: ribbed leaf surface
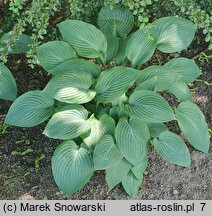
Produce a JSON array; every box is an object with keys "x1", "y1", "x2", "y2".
[
  {"x1": 126, "y1": 28, "x2": 157, "y2": 67},
  {"x1": 115, "y1": 117, "x2": 150, "y2": 165},
  {"x1": 95, "y1": 66, "x2": 138, "y2": 103},
  {"x1": 106, "y1": 158, "x2": 132, "y2": 190},
  {"x1": 94, "y1": 134, "x2": 123, "y2": 170},
  {"x1": 166, "y1": 81, "x2": 192, "y2": 102},
  {"x1": 153, "y1": 131, "x2": 191, "y2": 167},
  {"x1": 43, "y1": 104, "x2": 90, "y2": 140},
  {"x1": 36, "y1": 41, "x2": 77, "y2": 72},
  {"x1": 50, "y1": 59, "x2": 100, "y2": 78},
  {"x1": 147, "y1": 123, "x2": 168, "y2": 138},
  {"x1": 154, "y1": 17, "x2": 196, "y2": 53},
  {"x1": 0, "y1": 62, "x2": 17, "y2": 101},
  {"x1": 115, "y1": 37, "x2": 129, "y2": 65},
  {"x1": 43, "y1": 71, "x2": 96, "y2": 104},
  {"x1": 1, "y1": 32, "x2": 32, "y2": 53},
  {"x1": 58, "y1": 20, "x2": 107, "y2": 58},
  {"x1": 82, "y1": 114, "x2": 115, "y2": 147},
  {"x1": 101, "y1": 24, "x2": 119, "y2": 64},
  {"x1": 136, "y1": 65, "x2": 179, "y2": 91},
  {"x1": 5, "y1": 91, "x2": 54, "y2": 127},
  {"x1": 165, "y1": 57, "x2": 201, "y2": 83},
  {"x1": 122, "y1": 171, "x2": 142, "y2": 198},
  {"x1": 128, "y1": 90, "x2": 175, "y2": 123},
  {"x1": 98, "y1": 6, "x2": 134, "y2": 37},
  {"x1": 52, "y1": 141, "x2": 93, "y2": 195},
  {"x1": 175, "y1": 101, "x2": 210, "y2": 153},
  {"x1": 131, "y1": 157, "x2": 148, "y2": 180}
]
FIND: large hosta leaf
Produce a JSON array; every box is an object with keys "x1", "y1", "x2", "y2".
[
  {"x1": 101, "y1": 23, "x2": 119, "y2": 64},
  {"x1": 36, "y1": 41, "x2": 77, "y2": 72},
  {"x1": 122, "y1": 171, "x2": 142, "y2": 198},
  {"x1": 43, "y1": 104, "x2": 90, "y2": 140},
  {"x1": 95, "y1": 66, "x2": 138, "y2": 103},
  {"x1": 154, "y1": 17, "x2": 196, "y2": 53},
  {"x1": 52, "y1": 141, "x2": 93, "y2": 195},
  {"x1": 175, "y1": 101, "x2": 210, "y2": 153},
  {"x1": 50, "y1": 59, "x2": 100, "y2": 78},
  {"x1": 5, "y1": 91, "x2": 54, "y2": 127},
  {"x1": 98, "y1": 6, "x2": 134, "y2": 38},
  {"x1": 147, "y1": 123, "x2": 168, "y2": 138},
  {"x1": 136, "y1": 65, "x2": 179, "y2": 91},
  {"x1": 43, "y1": 71, "x2": 96, "y2": 104},
  {"x1": 165, "y1": 57, "x2": 201, "y2": 83},
  {"x1": 82, "y1": 114, "x2": 115, "y2": 147},
  {"x1": 153, "y1": 131, "x2": 191, "y2": 167},
  {"x1": 94, "y1": 134, "x2": 123, "y2": 170},
  {"x1": 131, "y1": 157, "x2": 148, "y2": 180},
  {"x1": 166, "y1": 81, "x2": 192, "y2": 102},
  {"x1": 58, "y1": 20, "x2": 107, "y2": 58},
  {"x1": 0, "y1": 32, "x2": 32, "y2": 53},
  {"x1": 126, "y1": 27, "x2": 157, "y2": 67},
  {"x1": 115, "y1": 37, "x2": 129, "y2": 65},
  {"x1": 0, "y1": 62, "x2": 17, "y2": 101},
  {"x1": 127, "y1": 90, "x2": 175, "y2": 123},
  {"x1": 115, "y1": 117, "x2": 150, "y2": 165},
  {"x1": 106, "y1": 158, "x2": 132, "y2": 190}
]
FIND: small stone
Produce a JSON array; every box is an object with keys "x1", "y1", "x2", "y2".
[
  {"x1": 173, "y1": 189, "x2": 179, "y2": 195},
  {"x1": 144, "y1": 171, "x2": 148, "y2": 175}
]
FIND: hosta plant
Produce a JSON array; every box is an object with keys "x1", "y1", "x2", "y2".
[
  {"x1": 0, "y1": 62, "x2": 17, "y2": 101},
  {"x1": 5, "y1": 6, "x2": 210, "y2": 197}
]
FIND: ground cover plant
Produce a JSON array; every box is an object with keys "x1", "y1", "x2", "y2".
[{"x1": 4, "y1": 6, "x2": 210, "y2": 197}]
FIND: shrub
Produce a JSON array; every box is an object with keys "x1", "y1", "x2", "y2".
[{"x1": 5, "y1": 6, "x2": 210, "y2": 197}]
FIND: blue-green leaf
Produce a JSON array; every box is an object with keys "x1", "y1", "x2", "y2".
[
  {"x1": 126, "y1": 27, "x2": 157, "y2": 67},
  {"x1": 95, "y1": 66, "x2": 138, "y2": 103},
  {"x1": 43, "y1": 71, "x2": 96, "y2": 104},
  {"x1": 5, "y1": 91, "x2": 54, "y2": 127},
  {"x1": 127, "y1": 90, "x2": 175, "y2": 123},
  {"x1": 175, "y1": 101, "x2": 210, "y2": 153},
  {"x1": 36, "y1": 41, "x2": 77, "y2": 72},
  {"x1": 58, "y1": 20, "x2": 107, "y2": 58},
  {"x1": 52, "y1": 141, "x2": 93, "y2": 195},
  {"x1": 115, "y1": 117, "x2": 150, "y2": 165},
  {"x1": 122, "y1": 171, "x2": 142, "y2": 198},
  {"x1": 43, "y1": 104, "x2": 90, "y2": 140},
  {"x1": 153, "y1": 131, "x2": 191, "y2": 167},
  {"x1": 165, "y1": 57, "x2": 201, "y2": 84},
  {"x1": 106, "y1": 158, "x2": 132, "y2": 190},
  {"x1": 0, "y1": 62, "x2": 17, "y2": 101},
  {"x1": 101, "y1": 23, "x2": 119, "y2": 64},
  {"x1": 94, "y1": 134, "x2": 123, "y2": 170},
  {"x1": 154, "y1": 17, "x2": 196, "y2": 53},
  {"x1": 82, "y1": 114, "x2": 115, "y2": 147},
  {"x1": 50, "y1": 59, "x2": 100, "y2": 78},
  {"x1": 98, "y1": 6, "x2": 134, "y2": 38},
  {"x1": 148, "y1": 123, "x2": 168, "y2": 138},
  {"x1": 0, "y1": 32, "x2": 32, "y2": 53}
]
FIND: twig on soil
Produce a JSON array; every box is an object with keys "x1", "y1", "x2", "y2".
[{"x1": 192, "y1": 48, "x2": 209, "y2": 60}]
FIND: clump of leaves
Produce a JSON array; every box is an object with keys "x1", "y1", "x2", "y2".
[{"x1": 5, "y1": 6, "x2": 210, "y2": 197}]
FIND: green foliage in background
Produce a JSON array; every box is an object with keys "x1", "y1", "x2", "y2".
[
  {"x1": 0, "y1": 0, "x2": 211, "y2": 68},
  {"x1": 106, "y1": 0, "x2": 212, "y2": 49},
  {"x1": 5, "y1": 7, "x2": 210, "y2": 197},
  {"x1": 0, "y1": 0, "x2": 103, "y2": 67}
]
